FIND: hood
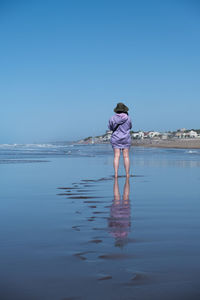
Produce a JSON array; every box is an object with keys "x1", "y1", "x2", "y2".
[{"x1": 114, "y1": 113, "x2": 128, "y2": 125}]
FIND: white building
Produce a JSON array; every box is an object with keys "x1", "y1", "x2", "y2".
[
  {"x1": 102, "y1": 130, "x2": 112, "y2": 141},
  {"x1": 131, "y1": 131, "x2": 144, "y2": 139},
  {"x1": 148, "y1": 131, "x2": 161, "y2": 138},
  {"x1": 187, "y1": 130, "x2": 198, "y2": 138},
  {"x1": 176, "y1": 130, "x2": 198, "y2": 138}
]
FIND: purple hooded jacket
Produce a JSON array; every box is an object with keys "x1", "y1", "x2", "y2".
[{"x1": 108, "y1": 113, "x2": 132, "y2": 149}]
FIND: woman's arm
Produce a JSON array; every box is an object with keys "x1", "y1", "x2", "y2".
[{"x1": 108, "y1": 118, "x2": 114, "y2": 131}]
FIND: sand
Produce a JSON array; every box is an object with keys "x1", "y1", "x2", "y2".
[
  {"x1": 1, "y1": 148, "x2": 200, "y2": 300},
  {"x1": 132, "y1": 138, "x2": 200, "y2": 148}
]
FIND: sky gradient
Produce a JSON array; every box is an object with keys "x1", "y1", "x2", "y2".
[{"x1": 1, "y1": 0, "x2": 200, "y2": 143}]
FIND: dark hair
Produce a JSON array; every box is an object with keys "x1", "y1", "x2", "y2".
[{"x1": 117, "y1": 111, "x2": 128, "y2": 115}]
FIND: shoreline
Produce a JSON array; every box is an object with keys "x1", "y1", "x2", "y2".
[
  {"x1": 131, "y1": 138, "x2": 200, "y2": 149},
  {"x1": 77, "y1": 139, "x2": 200, "y2": 149}
]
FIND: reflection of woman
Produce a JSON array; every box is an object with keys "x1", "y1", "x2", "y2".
[
  {"x1": 108, "y1": 177, "x2": 131, "y2": 247},
  {"x1": 108, "y1": 103, "x2": 132, "y2": 178}
]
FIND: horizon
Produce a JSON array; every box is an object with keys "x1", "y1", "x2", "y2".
[
  {"x1": 1, "y1": 0, "x2": 200, "y2": 143},
  {"x1": 1, "y1": 127, "x2": 200, "y2": 145}
]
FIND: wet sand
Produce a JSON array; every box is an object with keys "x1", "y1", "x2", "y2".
[
  {"x1": 56, "y1": 174, "x2": 200, "y2": 299},
  {"x1": 1, "y1": 149, "x2": 200, "y2": 300}
]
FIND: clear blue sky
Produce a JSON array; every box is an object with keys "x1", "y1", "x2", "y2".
[{"x1": 0, "y1": 0, "x2": 200, "y2": 143}]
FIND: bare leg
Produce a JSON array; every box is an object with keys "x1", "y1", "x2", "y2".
[
  {"x1": 122, "y1": 148, "x2": 130, "y2": 177},
  {"x1": 114, "y1": 177, "x2": 120, "y2": 202},
  {"x1": 123, "y1": 177, "x2": 130, "y2": 202},
  {"x1": 113, "y1": 148, "x2": 120, "y2": 178}
]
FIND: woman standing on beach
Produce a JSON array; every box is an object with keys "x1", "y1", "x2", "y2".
[{"x1": 108, "y1": 103, "x2": 132, "y2": 178}]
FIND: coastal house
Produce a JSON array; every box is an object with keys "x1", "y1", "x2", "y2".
[
  {"x1": 131, "y1": 131, "x2": 144, "y2": 139},
  {"x1": 176, "y1": 130, "x2": 198, "y2": 138},
  {"x1": 143, "y1": 132, "x2": 149, "y2": 138},
  {"x1": 147, "y1": 131, "x2": 161, "y2": 138},
  {"x1": 161, "y1": 133, "x2": 170, "y2": 140},
  {"x1": 187, "y1": 130, "x2": 198, "y2": 138},
  {"x1": 101, "y1": 130, "x2": 112, "y2": 141},
  {"x1": 175, "y1": 132, "x2": 185, "y2": 138}
]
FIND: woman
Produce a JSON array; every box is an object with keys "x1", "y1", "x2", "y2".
[{"x1": 108, "y1": 103, "x2": 132, "y2": 178}]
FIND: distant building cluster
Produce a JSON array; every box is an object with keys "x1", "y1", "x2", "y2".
[
  {"x1": 131, "y1": 128, "x2": 200, "y2": 140},
  {"x1": 174, "y1": 128, "x2": 199, "y2": 139},
  {"x1": 79, "y1": 128, "x2": 200, "y2": 144}
]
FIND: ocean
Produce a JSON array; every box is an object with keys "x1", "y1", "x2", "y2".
[{"x1": 0, "y1": 143, "x2": 200, "y2": 300}]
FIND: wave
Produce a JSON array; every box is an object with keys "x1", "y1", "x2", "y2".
[
  {"x1": 0, "y1": 159, "x2": 50, "y2": 164},
  {"x1": 0, "y1": 143, "x2": 102, "y2": 159},
  {"x1": 185, "y1": 150, "x2": 199, "y2": 154},
  {"x1": 0, "y1": 143, "x2": 72, "y2": 149}
]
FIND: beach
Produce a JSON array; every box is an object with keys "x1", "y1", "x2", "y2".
[
  {"x1": 0, "y1": 144, "x2": 200, "y2": 300},
  {"x1": 78, "y1": 137, "x2": 200, "y2": 149},
  {"x1": 131, "y1": 138, "x2": 200, "y2": 149}
]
